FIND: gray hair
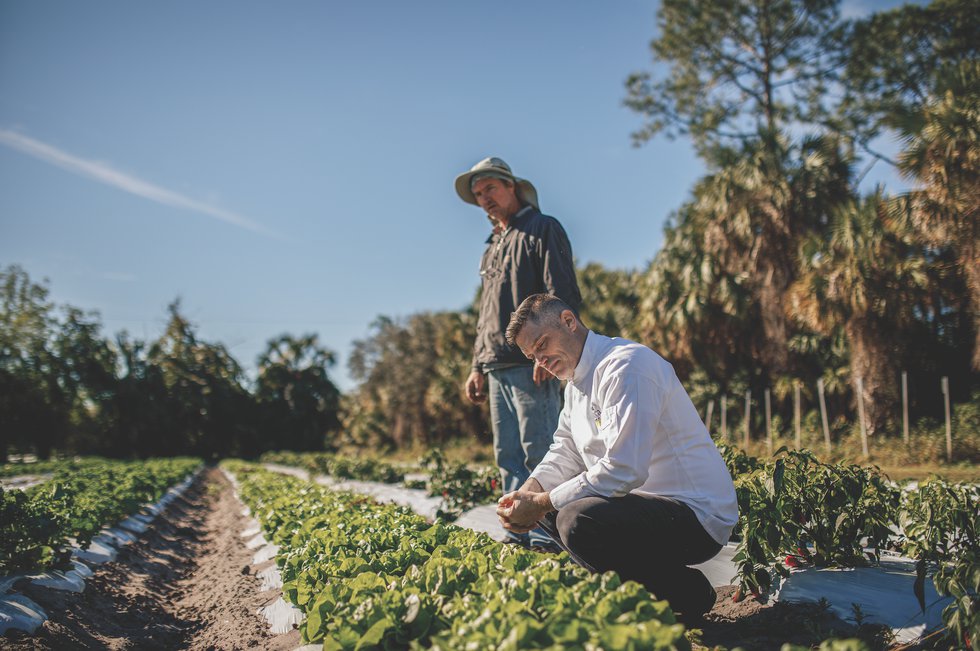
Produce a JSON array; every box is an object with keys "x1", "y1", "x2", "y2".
[{"x1": 505, "y1": 294, "x2": 574, "y2": 346}]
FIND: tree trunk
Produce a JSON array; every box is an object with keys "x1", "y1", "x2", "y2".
[
  {"x1": 962, "y1": 246, "x2": 980, "y2": 370},
  {"x1": 846, "y1": 319, "x2": 898, "y2": 436},
  {"x1": 757, "y1": 262, "x2": 790, "y2": 375}
]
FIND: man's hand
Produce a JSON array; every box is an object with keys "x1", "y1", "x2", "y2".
[
  {"x1": 496, "y1": 489, "x2": 554, "y2": 533},
  {"x1": 532, "y1": 362, "x2": 551, "y2": 385},
  {"x1": 465, "y1": 371, "x2": 486, "y2": 404}
]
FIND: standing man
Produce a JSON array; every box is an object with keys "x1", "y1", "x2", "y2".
[
  {"x1": 455, "y1": 157, "x2": 582, "y2": 550},
  {"x1": 497, "y1": 293, "x2": 737, "y2": 621}
]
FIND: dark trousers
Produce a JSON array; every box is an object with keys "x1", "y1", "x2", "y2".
[{"x1": 538, "y1": 493, "x2": 722, "y2": 619}]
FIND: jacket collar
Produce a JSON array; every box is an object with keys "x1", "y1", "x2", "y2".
[
  {"x1": 485, "y1": 205, "x2": 535, "y2": 243},
  {"x1": 571, "y1": 330, "x2": 609, "y2": 394}
]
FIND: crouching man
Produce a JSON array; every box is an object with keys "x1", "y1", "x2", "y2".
[{"x1": 496, "y1": 293, "x2": 737, "y2": 621}]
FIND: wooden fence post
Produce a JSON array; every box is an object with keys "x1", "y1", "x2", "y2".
[
  {"x1": 743, "y1": 390, "x2": 751, "y2": 449},
  {"x1": 902, "y1": 371, "x2": 909, "y2": 446},
  {"x1": 942, "y1": 376, "x2": 952, "y2": 463},
  {"x1": 856, "y1": 376, "x2": 869, "y2": 459},
  {"x1": 721, "y1": 396, "x2": 728, "y2": 441},
  {"x1": 817, "y1": 378, "x2": 831, "y2": 457},
  {"x1": 794, "y1": 382, "x2": 801, "y2": 449},
  {"x1": 764, "y1": 388, "x2": 773, "y2": 455}
]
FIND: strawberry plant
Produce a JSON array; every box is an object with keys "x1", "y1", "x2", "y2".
[{"x1": 0, "y1": 484, "x2": 70, "y2": 573}]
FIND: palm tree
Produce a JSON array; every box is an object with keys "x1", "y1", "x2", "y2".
[
  {"x1": 788, "y1": 190, "x2": 931, "y2": 434},
  {"x1": 256, "y1": 334, "x2": 341, "y2": 452},
  {"x1": 637, "y1": 202, "x2": 754, "y2": 386},
  {"x1": 891, "y1": 60, "x2": 980, "y2": 369},
  {"x1": 690, "y1": 135, "x2": 852, "y2": 377}
]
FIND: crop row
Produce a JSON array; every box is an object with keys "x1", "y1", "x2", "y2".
[
  {"x1": 0, "y1": 456, "x2": 111, "y2": 479},
  {"x1": 224, "y1": 461, "x2": 693, "y2": 650},
  {"x1": 722, "y1": 445, "x2": 978, "y2": 648},
  {"x1": 262, "y1": 445, "x2": 978, "y2": 646},
  {"x1": 260, "y1": 449, "x2": 498, "y2": 518},
  {"x1": 0, "y1": 457, "x2": 202, "y2": 575}
]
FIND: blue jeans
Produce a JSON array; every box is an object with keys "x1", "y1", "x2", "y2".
[{"x1": 487, "y1": 365, "x2": 561, "y2": 547}]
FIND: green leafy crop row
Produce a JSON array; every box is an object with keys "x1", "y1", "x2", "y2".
[
  {"x1": 223, "y1": 461, "x2": 689, "y2": 650},
  {"x1": 0, "y1": 457, "x2": 202, "y2": 575},
  {"x1": 260, "y1": 449, "x2": 500, "y2": 520},
  {"x1": 261, "y1": 451, "x2": 405, "y2": 484},
  {"x1": 0, "y1": 456, "x2": 111, "y2": 478}
]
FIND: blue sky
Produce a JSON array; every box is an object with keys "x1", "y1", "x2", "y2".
[{"x1": 0, "y1": 0, "x2": 913, "y2": 390}]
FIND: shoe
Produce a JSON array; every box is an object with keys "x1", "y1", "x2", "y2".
[{"x1": 674, "y1": 585, "x2": 717, "y2": 625}]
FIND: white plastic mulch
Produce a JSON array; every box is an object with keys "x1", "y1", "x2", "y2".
[
  {"x1": 260, "y1": 463, "x2": 955, "y2": 645},
  {"x1": 0, "y1": 468, "x2": 203, "y2": 636},
  {"x1": 221, "y1": 468, "x2": 305, "y2": 640},
  {"x1": 775, "y1": 557, "x2": 951, "y2": 644},
  {"x1": 0, "y1": 474, "x2": 53, "y2": 492}
]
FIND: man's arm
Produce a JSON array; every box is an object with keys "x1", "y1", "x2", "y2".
[
  {"x1": 539, "y1": 219, "x2": 582, "y2": 310},
  {"x1": 547, "y1": 370, "x2": 665, "y2": 511},
  {"x1": 498, "y1": 403, "x2": 581, "y2": 531},
  {"x1": 524, "y1": 396, "x2": 586, "y2": 491}
]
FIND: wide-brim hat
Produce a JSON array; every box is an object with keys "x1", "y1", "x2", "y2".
[{"x1": 454, "y1": 157, "x2": 539, "y2": 210}]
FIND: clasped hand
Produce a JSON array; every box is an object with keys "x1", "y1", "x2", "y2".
[{"x1": 496, "y1": 489, "x2": 552, "y2": 534}]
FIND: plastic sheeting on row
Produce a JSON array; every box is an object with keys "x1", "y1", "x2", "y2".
[
  {"x1": 774, "y1": 556, "x2": 952, "y2": 644},
  {"x1": 0, "y1": 473, "x2": 52, "y2": 492},
  {"x1": 0, "y1": 467, "x2": 202, "y2": 636},
  {"x1": 220, "y1": 468, "x2": 305, "y2": 641}
]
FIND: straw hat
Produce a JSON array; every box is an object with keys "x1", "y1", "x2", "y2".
[{"x1": 454, "y1": 157, "x2": 539, "y2": 210}]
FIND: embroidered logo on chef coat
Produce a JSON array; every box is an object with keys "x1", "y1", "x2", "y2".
[{"x1": 591, "y1": 403, "x2": 602, "y2": 428}]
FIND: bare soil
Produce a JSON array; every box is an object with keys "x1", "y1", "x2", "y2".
[
  {"x1": 1, "y1": 468, "x2": 300, "y2": 650},
  {"x1": 696, "y1": 585, "x2": 893, "y2": 650}
]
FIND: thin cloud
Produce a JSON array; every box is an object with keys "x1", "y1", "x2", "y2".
[{"x1": 0, "y1": 129, "x2": 283, "y2": 240}]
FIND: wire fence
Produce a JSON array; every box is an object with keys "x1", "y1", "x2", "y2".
[{"x1": 702, "y1": 372, "x2": 962, "y2": 462}]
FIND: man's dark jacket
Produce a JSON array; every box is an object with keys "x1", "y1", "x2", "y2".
[{"x1": 472, "y1": 206, "x2": 582, "y2": 372}]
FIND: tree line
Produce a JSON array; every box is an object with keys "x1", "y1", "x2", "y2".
[{"x1": 0, "y1": 265, "x2": 341, "y2": 462}]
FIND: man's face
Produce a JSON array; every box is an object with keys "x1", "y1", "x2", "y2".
[
  {"x1": 515, "y1": 311, "x2": 581, "y2": 381},
  {"x1": 472, "y1": 177, "x2": 521, "y2": 222}
]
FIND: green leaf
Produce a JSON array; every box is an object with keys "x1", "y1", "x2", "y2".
[
  {"x1": 355, "y1": 618, "x2": 391, "y2": 650},
  {"x1": 914, "y1": 559, "x2": 927, "y2": 614}
]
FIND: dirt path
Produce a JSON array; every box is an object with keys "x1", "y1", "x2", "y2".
[{"x1": 2, "y1": 467, "x2": 300, "y2": 650}]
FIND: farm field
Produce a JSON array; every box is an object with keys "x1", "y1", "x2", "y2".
[
  {"x1": 2, "y1": 451, "x2": 976, "y2": 650},
  {"x1": 2, "y1": 467, "x2": 298, "y2": 650},
  {"x1": 3, "y1": 0, "x2": 977, "y2": 647}
]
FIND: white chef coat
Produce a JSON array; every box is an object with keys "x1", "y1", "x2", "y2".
[{"x1": 529, "y1": 330, "x2": 738, "y2": 545}]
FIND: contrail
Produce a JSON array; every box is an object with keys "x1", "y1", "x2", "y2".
[{"x1": 0, "y1": 129, "x2": 282, "y2": 239}]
